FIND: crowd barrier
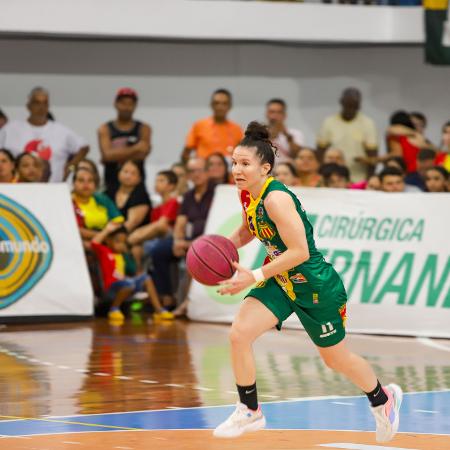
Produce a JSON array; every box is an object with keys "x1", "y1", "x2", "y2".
[
  {"x1": 188, "y1": 185, "x2": 450, "y2": 338},
  {"x1": 0, "y1": 184, "x2": 93, "y2": 322}
]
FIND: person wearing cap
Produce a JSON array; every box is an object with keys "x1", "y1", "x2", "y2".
[
  {"x1": 317, "y1": 88, "x2": 378, "y2": 182},
  {"x1": 0, "y1": 87, "x2": 89, "y2": 182},
  {"x1": 98, "y1": 88, "x2": 151, "y2": 191}
]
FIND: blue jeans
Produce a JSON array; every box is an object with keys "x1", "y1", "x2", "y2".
[
  {"x1": 148, "y1": 237, "x2": 177, "y2": 296},
  {"x1": 106, "y1": 273, "x2": 149, "y2": 301}
]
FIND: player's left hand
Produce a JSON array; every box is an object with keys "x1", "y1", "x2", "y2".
[{"x1": 218, "y1": 262, "x2": 256, "y2": 296}]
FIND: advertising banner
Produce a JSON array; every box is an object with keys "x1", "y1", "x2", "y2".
[
  {"x1": 188, "y1": 186, "x2": 450, "y2": 338},
  {"x1": 0, "y1": 184, "x2": 93, "y2": 320}
]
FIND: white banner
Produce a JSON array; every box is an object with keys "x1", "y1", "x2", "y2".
[
  {"x1": 0, "y1": 184, "x2": 93, "y2": 319},
  {"x1": 188, "y1": 186, "x2": 450, "y2": 338}
]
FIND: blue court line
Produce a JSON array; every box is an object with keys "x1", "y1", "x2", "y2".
[{"x1": 0, "y1": 391, "x2": 449, "y2": 437}]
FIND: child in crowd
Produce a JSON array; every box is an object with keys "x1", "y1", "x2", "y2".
[{"x1": 91, "y1": 222, "x2": 174, "y2": 322}]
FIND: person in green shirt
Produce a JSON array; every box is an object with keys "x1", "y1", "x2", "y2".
[{"x1": 213, "y1": 122, "x2": 402, "y2": 443}]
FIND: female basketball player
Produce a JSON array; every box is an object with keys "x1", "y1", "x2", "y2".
[{"x1": 214, "y1": 122, "x2": 402, "y2": 442}]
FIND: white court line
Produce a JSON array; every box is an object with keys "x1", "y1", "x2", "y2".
[
  {"x1": 139, "y1": 380, "x2": 158, "y2": 384},
  {"x1": 192, "y1": 386, "x2": 213, "y2": 392},
  {"x1": 115, "y1": 376, "x2": 133, "y2": 381},
  {"x1": 414, "y1": 409, "x2": 438, "y2": 414},
  {"x1": 319, "y1": 444, "x2": 420, "y2": 450},
  {"x1": 259, "y1": 394, "x2": 280, "y2": 399},
  {"x1": 417, "y1": 337, "x2": 450, "y2": 353},
  {"x1": 164, "y1": 384, "x2": 184, "y2": 388},
  {"x1": 332, "y1": 402, "x2": 355, "y2": 406},
  {"x1": 93, "y1": 372, "x2": 111, "y2": 377}
]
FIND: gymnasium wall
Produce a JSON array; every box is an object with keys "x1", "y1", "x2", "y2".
[{"x1": 1, "y1": 38, "x2": 450, "y2": 182}]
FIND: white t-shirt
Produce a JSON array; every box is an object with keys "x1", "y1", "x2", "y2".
[
  {"x1": 272, "y1": 128, "x2": 304, "y2": 162},
  {"x1": 0, "y1": 120, "x2": 87, "y2": 182}
]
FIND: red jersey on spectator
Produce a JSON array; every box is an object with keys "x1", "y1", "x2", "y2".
[
  {"x1": 387, "y1": 135, "x2": 419, "y2": 173},
  {"x1": 151, "y1": 197, "x2": 179, "y2": 224},
  {"x1": 91, "y1": 241, "x2": 135, "y2": 291}
]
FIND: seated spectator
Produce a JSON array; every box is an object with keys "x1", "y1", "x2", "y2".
[
  {"x1": 435, "y1": 121, "x2": 450, "y2": 171},
  {"x1": 366, "y1": 174, "x2": 381, "y2": 191},
  {"x1": 425, "y1": 166, "x2": 448, "y2": 192},
  {"x1": 72, "y1": 167, "x2": 124, "y2": 250},
  {"x1": 323, "y1": 147, "x2": 346, "y2": 166},
  {"x1": 0, "y1": 87, "x2": 89, "y2": 182},
  {"x1": 98, "y1": 88, "x2": 151, "y2": 192},
  {"x1": 405, "y1": 149, "x2": 436, "y2": 191},
  {"x1": 91, "y1": 223, "x2": 174, "y2": 323},
  {"x1": 266, "y1": 98, "x2": 303, "y2": 162},
  {"x1": 150, "y1": 158, "x2": 215, "y2": 316},
  {"x1": 181, "y1": 89, "x2": 243, "y2": 162},
  {"x1": 0, "y1": 109, "x2": 7, "y2": 129},
  {"x1": 379, "y1": 167, "x2": 409, "y2": 193},
  {"x1": 76, "y1": 158, "x2": 100, "y2": 182},
  {"x1": 171, "y1": 162, "x2": 189, "y2": 198},
  {"x1": 206, "y1": 152, "x2": 230, "y2": 184},
  {"x1": 384, "y1": 156, "x2": 421, "y2": 192},
  {"x1": 317, "y1": 88, "x2": 378, "y2": 181},
  {"x1": 105, "y1": 160, "x2": 151, "y2": 233},
  {"x1": 0, "y1": 149, "x2": 16, "y2": 183},
  {"x1": 294, "y1": 147, "x2": 323, "y2": 187},
  {"x1": 128, "y1": 170, "x2": 179, "y2": 271},
  {"x1": 321, "y1": 163, "x2": 350, "y2": 188},
  {"x1": 15, "y1": 152, "x2": 43, "y2": 182},
  {"x1": 386, "y1": 110, "x2": 434, "y2": 174},
  {"x1": 274, "y1": 162, "x2": 298, "y2": 186}
]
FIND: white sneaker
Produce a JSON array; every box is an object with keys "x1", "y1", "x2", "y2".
[
  {"x1": 370, "y1": 383, "x2": 403, "y2": 443},
  {"x1": 213, "y1": 402, "x2": 266, "y2": 438}
]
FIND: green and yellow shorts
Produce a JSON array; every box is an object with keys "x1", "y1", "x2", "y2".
[{"x1": 246, "y1": 277, "x2": 348, "y2": 348}]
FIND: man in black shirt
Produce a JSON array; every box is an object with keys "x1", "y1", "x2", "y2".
[{"x1": 98, "y1": 88, "x2": 151, "y2": 191}]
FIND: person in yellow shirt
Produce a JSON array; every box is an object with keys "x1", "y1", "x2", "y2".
[
  {"x1": 182, "y1": 89, "x2": 243, "y2": 162},
  {"x1": 317, "y1": 88, "x2": 378, "y2": 182}
]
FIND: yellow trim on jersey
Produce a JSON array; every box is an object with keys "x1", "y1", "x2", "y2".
[{"x1": 245, "y1": 177, "x2": 274, "y2": 240}]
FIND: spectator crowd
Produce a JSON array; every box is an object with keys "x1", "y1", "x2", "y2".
[{"x1": 1, "y1": 86, "x2": 449, "y2": 323}]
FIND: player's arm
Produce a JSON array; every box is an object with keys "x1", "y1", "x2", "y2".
[
  {"x1": 219, "y1": 191, "x2": 309, "y2": 296},
  {"x1": 229, "y1": 211, "x2": 254, "y2": 249},
  {"x1": 258, "y1": 191, "x2": 309, "y2": 279}
]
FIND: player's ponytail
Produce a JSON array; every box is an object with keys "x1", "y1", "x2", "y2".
[{"x1": 239, "y1": 121, "x2": 278, "y2": 173}]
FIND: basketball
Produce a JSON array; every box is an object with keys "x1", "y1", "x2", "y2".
[{"x1": 186, "y1": 234, "x2": 239, "y2": 286}]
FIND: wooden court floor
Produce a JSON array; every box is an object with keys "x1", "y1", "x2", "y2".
[{"x1": 0, "y1": 318, "x2": 449, "y2": 449}]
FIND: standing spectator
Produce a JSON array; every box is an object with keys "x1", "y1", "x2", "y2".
[
  {"x1": 206, "y1": 152, "x2": 230, "y2": 184},
  {"x1": 72, "y1": 167, "x2": 124, "y2": 250},
  {"x1": 274, "y1": 162, "x2": 298, "y2": 186},
  {"x1": 294, "y1": 147, "x2": 323, "y2": 187},
  {"x1": 266, "y1": 98, "x2": 303, "y2": 162},
  {"x1": 150, "y1": 158, "x2": 215, "y2": 315},
  {"x1": 15, "y1": 152, "x2": 43, "y2": 182},
  {"x1": 0, "y1": 87, "x2": 89, "y2": 182},
  {"x1": 0, "y1": 109, "x2": 7, "y2": 129},
  {"x1": 105, "y1": 160, "x2": 151, "y2": 233},
  {"x1": 386, "y1": 110, "x2": 434, "y2": 174},
  {"x1": 0, "y1": 149, "x2": 16, "y2": 183},
  {"x1": 321, "y1": 163, "x2": 350, "y2": 188},
  {"x1": 98, "y1": 88, "x2": 151, "y2": 191},
  {"x1": 317, "y1": 88, "x2": 378, "y2": 181},
  {"x1": 425, "y1": 166, "x2": 448, "y2": 192},
  {"x1": 410, "y1": 112, "x2": 427, "y2": 137},
  {"x1": 171, "y1": 162, "x2": 189, "y2": 198},
  {"x1": 181, "y1": 89, "x2": 243, "y2": 162},
  {"x1": 404, "y1": 149, "x2": 436, "y2": 191},
  {"x1": 323, "y1": 147, "x2": 346, "y2": 166}
]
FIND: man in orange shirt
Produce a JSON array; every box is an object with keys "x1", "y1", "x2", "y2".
[{"x1": 181, "y1": 89, "x2": 243, "y2": 162}]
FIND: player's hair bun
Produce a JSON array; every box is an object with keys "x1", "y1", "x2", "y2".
[{"x1": 244, "y1": 121, "x2": 270, "y2": 141}]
